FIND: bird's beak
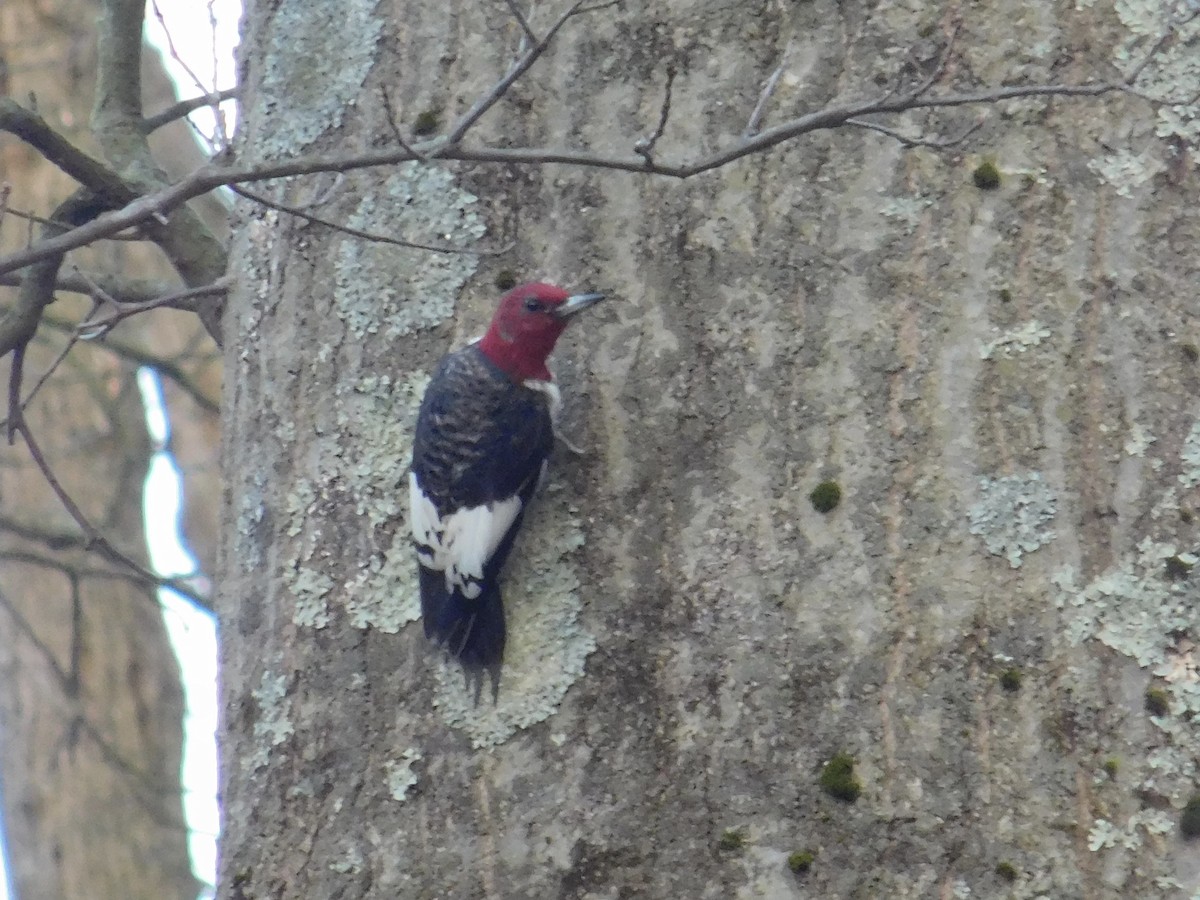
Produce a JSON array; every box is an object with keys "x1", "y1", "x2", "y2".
[{"x1": 553, "y1": 292, "x2": 606, "y2": 319}]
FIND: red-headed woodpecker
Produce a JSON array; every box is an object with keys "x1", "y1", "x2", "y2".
[{"x1": 409, "y1": 282, "x2": 605, "y2": 697}]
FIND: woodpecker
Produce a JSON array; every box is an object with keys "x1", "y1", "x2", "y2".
[{"x1": 409, "y1": 282, "x2": 605, "y2": 697}]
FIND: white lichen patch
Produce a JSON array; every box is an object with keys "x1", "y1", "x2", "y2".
[
  {"x1": 433, "y1": 488, "x2": 593, "y2": 748},
  {"x1": 250, "y1": 671, "x2": 294, "y2": 770},
  {"x1": 968, "y1": 471, "x2": 1058, "y2": 568},
  {"x1": 284, "y1": 371, "x2": 428, "y2": 633},
  {"x1": 1088, "y1": 809, "x2": 1175, "y2": 852},
  {"x1": 1108, "y1": 0, "x2": 1200, "y2": 143},
  {"x1": 979, "y1": 320, "x2": 1053, "y2": 360},
  {"x1": 284, "y1": 478, "x2": 334, "y2": 629},
  {"x1": 334, "y1": 164, "x2": 486, "y2": 340},
  {"x1": 1058, "y1": 538, "x2": 1200, "y2": 805},
  {"x1": 333, "y1": 370, "x2": 429, "y2": 631},
  {"x1": 385, "y1": 747, "x2": 423, "y2": 801},
  {"x1": 255, "y1": 0, "x2": 383, "y2": 156},
  {"x1": 1124, "y1": 422, "x2": 1156, "y2": 457},
  {"x1": 336, "y1": 372, "x2": 429, "y2": 530},
  {"x1": 292, "y1": 568, "x2": 335, "y2": 628},
  {"x1": 344, "y1": 548, "x2": 421, "y2": 632},
  {"x1": 1179, "y1": 418, "x2": 1200, "y2": 486},
  {"x1": 235, "y1": 472, "x2": 268, "y2": 572},
  {"x1": 1059, "y1": 539, "x2": 1193, "y2": 664},
  {"x1": 879, "y1": 196, "x2": 932, "y2": 226},
  {"x1": 329, "y1": 845, "x2": 364, "y2": 875},
  {"x1": 1087, "y1": 148, "x2": 1166, "y2": 198}
]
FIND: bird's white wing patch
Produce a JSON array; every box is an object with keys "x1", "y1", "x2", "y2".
[
  {"x1": 409, "y1": 472, "x2": 442, "y2": 563},
  {"x1": 409, "y1": 472, "x2": 523, "y2": 598}
]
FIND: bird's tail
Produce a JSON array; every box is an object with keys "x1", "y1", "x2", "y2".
[{"x1": 419, "y1": 566, "x2": 505, "y2": 702}]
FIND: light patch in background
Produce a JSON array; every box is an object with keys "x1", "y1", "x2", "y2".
[
  {"x1": 138, "y1": 369, "x2": 220, "y2": 896},
  {"x1": 144, "y1": 0, "x2": 242, "y2": 147},
  {"x1": 142, "y1": 4, "x2": 240, "y2": 895},
  {"x1": 0, "y1": 788, "x2": 9, "y2": 900}
]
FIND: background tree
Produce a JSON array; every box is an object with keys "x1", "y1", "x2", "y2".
[
  {"x1": 3, "y1": 0, "x2": 1200, "y2": 898},
  {"x1": 0, "y1": 1, "x2": 220, "y2": 897}
]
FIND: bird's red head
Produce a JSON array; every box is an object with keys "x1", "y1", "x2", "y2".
[{"x1": 478, "y1": 282, "x2": 605, "y2": 382}]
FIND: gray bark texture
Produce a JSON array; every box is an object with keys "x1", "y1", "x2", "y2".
[{"x1": 220, "y1": 1, "x2": 1200, "y2": 898}]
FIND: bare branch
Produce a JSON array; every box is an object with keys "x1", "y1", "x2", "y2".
[
  {"x1": 76, "y1": 275, "x2": 231, "y2": 337},
  {"x1": 149, "y1": 0, "x2": 214, "y2": 100},
  {"x1": 443, "y1": 0, "x2": 588, "y2": 144},
  {"x1": 0, "y1": 74, "x2": 1153, "y2": 279},
  {"x1": 36, "y1": 314, "x2": 221, "y2": 415},
  {"x1": 1123, "y1": 6, "x2": 1200, "y2": 86},
  {"x1": 907, "y1": 19, "x2": 963, "y2": 102},
  {"x1": 0, "y1": 579, "x2": 71, "y2": 685},
  {"x1": 141, "y1": 86, "x2": 238, "y2": 134},
  {"x1": 6, "y1": 344, "x2": 25, "y2": 445},
  {"x1": 0, "y1": 191, "x2": 116, "y2": 360},
  {"x1": 634, "y1": 64, "x2": 677, "y2": 164},
  {"x1": 745, "y1": 48, "x2": 790, "y2": 138},
  {"x1": 147, "y1": 0, "x2": 231, "y2": 152},
  {"x1": 502, "y1": 0, "x2": 539, "y2": 44},
  {"x1": 13, "y1": 300, "x2": 97, "y2": 418},
  {"x1": 0, "y1": 99, "x2": 139, "y2": 205},
  {"x1": 663, "y1": 79, "x2": 1118, "y2": 175},
  {"x1": 92, "y1": 0, "x2": 149, "y2": 150},
  {"x1": 0, "y1": 516, "x2": 91, "y2": 550},
  {"x1": 844, "y1": 116, "x2": 984, "y2": 149},
  {"x1": 379, "y1": 86, "x2": 428, "y2": 161},
  {"x1": 1, "y1": 205, "x2": 149, "y2": 240},
  {"x1": 6, "y1": 409, "x2": 212, "y2": 610},
  {"x1": 0, "y1": 270, "x2": 198, "y2": 304},
  {"x1": 92, "y1": 0, "x2": 230, "y2": 343},
  {"x1": 0, "y1": 547, "x2": 209, "y2": 612}
]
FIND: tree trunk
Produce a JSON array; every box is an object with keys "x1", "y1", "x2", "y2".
[
  {"x1": 220, "y1": 1, "x2": 1200, "y2": 897},
  {"x1": 0, "y1": 2, "x2": 214, "y2": 897}
]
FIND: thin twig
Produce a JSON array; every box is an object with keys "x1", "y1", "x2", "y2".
[
  {"x1": 0, "y1": 548, "x2": 210, "y2": 611},
  {"x1": 502, "y1": 0, "x2": 539, "y2": 43},
  {"x1": 14, "y1": 300, "x2": 99, "y2": 415},
  {"x1": 7, "y1": 410, "x2": 211, "y2": 610},
  {"x1": 6, "y1": 344, "x2": 25, "y2": 445},
  {"x1": 844, "y1": 116, "x2": 983, "y2": 149},
  {"x1": 76, "y1": 275, "x2": 231, "y2": 337},
  {"x1": 0, "y1": 270, "x2": 198, "y2": 304},
  {"x1": 149, "y1": 0, "x2": 217, "y2": 107},
  {"x1": 1123, "y1": 7, "x2": 1199, "y2": 88},
  {"x1": 0, "y1": 205, "x2": 145, "y2": 240},
  {"x1": 231, "y1": 185, "x2": 508, "y2": 256},
  {"x1": 0, "y1": 515, "x2": 90, "y2": 550},
  {"x1": 379, "y1": 86, "x2": 428, "y2": 162},
  {"x1": 36, "y1": 314, "x2": 221, "y2": 415},
  {"x1": 0, "y1": 99, "x2": 139, "y2": 206},
  {"x1": 141, "y1": 86, "x2": 239, "y2": 134},
  {"x1": 634, "y1": 64, "x2": 676, "y2": 164},
  {"x1": 0, "y1": 73, "x2": 1170, "y2": 278},
  {"x1": 907, "y1": 19, "x2": 963, "y2": 102},
  {"x1": 0, "y1": 584, "x2": 70, "y2": 685},
  {"x1": 444, "y1": 0, "x2": 588, "y2": 144},
  {"x1": 745, "y1": 47, "x2": 790, "y2": 138}
]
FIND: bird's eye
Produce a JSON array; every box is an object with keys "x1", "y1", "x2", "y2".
[{"x1": 523, "y1": 297, "x2": 543, "y2": 312}]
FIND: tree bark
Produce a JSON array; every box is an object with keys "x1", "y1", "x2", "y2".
[{"x1": 220, "y1": 1, "x2": 1200, "y2": 897}]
